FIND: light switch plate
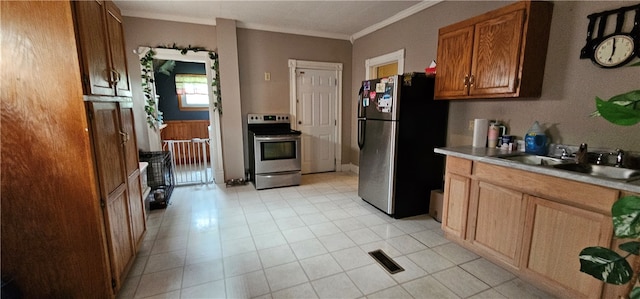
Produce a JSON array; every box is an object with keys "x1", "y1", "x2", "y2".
[{"x1": 264, "y1": 72, "x2": 271, "y2": 81}]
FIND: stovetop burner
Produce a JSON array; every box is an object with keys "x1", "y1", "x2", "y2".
[{"x1": 247, "y1": 113, "x2": 301, "y2": 136}]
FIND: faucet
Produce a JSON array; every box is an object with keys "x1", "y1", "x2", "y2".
[
  {"x1": 614, "y1": 149, "x2": 624, "y2": 167},
  {"x1": 575, "y1": 143, "x2": 588, "y2": 164},
  {"x1": 556, "y1": 145, "x2": 572, "y2": 159}
]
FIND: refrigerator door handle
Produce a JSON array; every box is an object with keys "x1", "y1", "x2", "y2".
[
  {"x1": 357, "y1": 95, "x2": 365, "y2": 118},
  {"x1": 357, "y1": 119, "x2": 366, "y2": 149}
]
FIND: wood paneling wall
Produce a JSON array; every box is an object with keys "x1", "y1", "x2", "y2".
[
  {"x1": 161, "y1": 120, "x2": 210, "y2": 164},
  {"x1": 161, "y1": 120, "x2": 209, "y2": 140}
]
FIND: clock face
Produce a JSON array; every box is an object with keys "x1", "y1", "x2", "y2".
[{"x1": 593, "y1": 34, "x2": 635, "y2": 68}]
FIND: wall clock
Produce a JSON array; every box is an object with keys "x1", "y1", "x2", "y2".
[{"x1": 580, "y1": 4, "x2": 640, "y2": 68}]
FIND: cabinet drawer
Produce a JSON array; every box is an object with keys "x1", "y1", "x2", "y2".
[
  {"x1": 473, "y1": 162, "x2": 617, "y2": 214},
  {"x1": 446, "y1": 156, "x2": 472, "y2": 176}
]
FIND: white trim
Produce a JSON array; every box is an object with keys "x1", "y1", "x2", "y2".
[
  {"x1": 123, "y1": 11, "x2": 217, "y2": 26},
  {"x1": 288, "y1": 59, "x2": 343, "y2": 172},
  {"x1": 122, "y1": 1, "x2": 442, "y2": 42},
  {"x1": 365, "y1": 49, "x2": 405, "y2": 80},
  {"x1": 351, "y1": 1, "x2": 442, "y2": 42},
  {"x1": 137, "y1": 47, "x2": 225, "y2": 183}
]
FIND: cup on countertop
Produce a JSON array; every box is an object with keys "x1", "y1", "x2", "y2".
[{"x1": 500, "y1": 135, "x2": 516, "y2": 151}]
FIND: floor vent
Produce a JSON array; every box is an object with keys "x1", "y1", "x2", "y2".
[{"x1": 368, "y1": 249, "x2": 404, "y2": 274}]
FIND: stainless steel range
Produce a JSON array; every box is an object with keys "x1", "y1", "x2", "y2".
[{"x1": 247, "y1": 113, "x2": 302, "y2": 190}]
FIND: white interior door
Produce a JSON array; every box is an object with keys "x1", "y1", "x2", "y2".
[{"x1": 296, "y1": 69, "x2": 337, "y2": 174}]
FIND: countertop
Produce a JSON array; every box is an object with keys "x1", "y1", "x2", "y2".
[{"x1": 434, "y1": 146, "x2": 640, "y2": 194}]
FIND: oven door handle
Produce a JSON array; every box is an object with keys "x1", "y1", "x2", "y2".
[{"x1": 255, "y1": 135, "x2": 300, "y2": 142}]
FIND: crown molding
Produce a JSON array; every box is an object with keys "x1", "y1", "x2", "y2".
[
  {"x1": 121, "y1": 1, "x2": 442, "y2": 42},
  {"x1": 350, "y1": 1, "x2": 442, "y2": 42}
]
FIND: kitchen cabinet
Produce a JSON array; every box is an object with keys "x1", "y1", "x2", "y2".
[
  {"x1": 1, "y1": 2, "x2": 144, "y2": 297},
  {"x1": 73, "y1": 0, "x2": 132, "y2": 97},
  {"x1": 87, "y1": 101, "x2": 146, "y2": 289},
  {"x1": 521, "y1": 196, "x2": 611, "y2": 298},
  {"x1": 467, "y1": 181, "x2": 526, "y2": 269},
  {"x1": 435, "y1": 1, "x2": 553, "y2": 100},
  {"x1": 442, "y1": 156, "x2": 471, "y2": 239},
  {"x1": 440, "y1": 156, "x2": 631, "y2": 298},
  {"x1": 121, "y1": 104, "x2": 146, "y2": 247}
]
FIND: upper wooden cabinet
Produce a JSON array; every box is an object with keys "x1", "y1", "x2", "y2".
[
  {"x1": 73, "y1": 0, "x2": 132, "y2": 97},
  {"x1": 435, "y1": 1, "x2": 553, "y2": 100}
]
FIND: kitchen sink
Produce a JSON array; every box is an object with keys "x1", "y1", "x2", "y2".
[
  {"x1": 498, "y1": 154, "x2": 568, "y2": 166},
  {"x1": 552, "y1": 163, "x2": 640, "y2": 182}
]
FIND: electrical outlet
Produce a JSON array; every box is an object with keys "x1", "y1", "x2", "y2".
[
  {"x1": 264, "y1": 72, "x2": 271, "y2": 81},
  {"x1": 468, "y1": 120, "x2": 474, "y2": 131}
]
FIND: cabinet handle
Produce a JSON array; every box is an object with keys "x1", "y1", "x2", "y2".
[
  {"x1": 119, "y1": 131, "x2": 129, "y2": 144},
  {"x1": 469, "y1": 75, "x2": 475, "y2": 86},
  {"x1": 109, "y1": 69, "x2": 120, "y2": 86},
  {"x1": 463, "y1": 75, "x2": 469, "y2": 87}
]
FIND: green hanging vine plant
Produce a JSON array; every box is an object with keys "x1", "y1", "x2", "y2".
[{"x1": 140, "y1": 44, "x2": 222, "y2": 129}]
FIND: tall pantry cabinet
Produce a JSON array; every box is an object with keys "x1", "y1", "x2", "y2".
[
  {"x1": 74, "y1": 0, "x2": 147, "y2": 293},
  {"x1": 0, "y1": 1, "x2": 145, "y2": 298}
]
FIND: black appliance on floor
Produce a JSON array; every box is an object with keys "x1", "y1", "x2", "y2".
[
  {"x1": 357, "y1": 73, "x2": 449, "y2": 218},
  {"x1": 139, "y1": 151, "x2": 175, "y2": 209}
]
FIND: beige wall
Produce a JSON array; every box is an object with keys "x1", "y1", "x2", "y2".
[
  {"x1": 122, "y1": 17, "x2": 217, "y2": 151},
  {"x1": 351, "y1": 0, "x2": 640, "y2": 165},
  {"x1": 125, "y1": 1, "x2": 639, "y2": 170},
  {"x1": 236, "y1": 29, "x2": 353, "y2": 167},
  {"x1": 216, "y1": 18, "x2": 245, "y2": 180},
  {"x1": 123, "y1": 17, "x2": 353, "y2": 175}
]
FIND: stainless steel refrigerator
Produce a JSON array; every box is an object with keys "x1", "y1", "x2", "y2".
[{"x1": 357, "y1": 73, "x2": 448, "y2": 219}]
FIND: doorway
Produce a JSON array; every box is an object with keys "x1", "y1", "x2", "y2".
[
  {"x1": 288, "y1": 60, "x2": 343, "y2": 174},
  {"x1": 365, "y1": 49, "x2": 405, "y2": 80},
  {"x1": 137, "y1": 47, "x2": 224, "y2": 184}
]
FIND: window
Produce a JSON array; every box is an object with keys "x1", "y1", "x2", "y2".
[{"x1": 175, "y1": 74, "x2": 209, "y2": 111}]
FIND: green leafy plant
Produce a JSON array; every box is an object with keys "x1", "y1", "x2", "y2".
[
  {"x1": 140, "y1": 44, "x2": 222, "y2": 129},
  {"x1": 579, "y1": 195, "x2": 640, "y2": 298},
  {"x1": 591, "y1": 90, "x2": 640, "y2": 126}
]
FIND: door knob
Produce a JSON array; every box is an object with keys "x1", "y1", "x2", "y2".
[{"x1": 298, "y1": 121, "x2": 302, "y2": 124}]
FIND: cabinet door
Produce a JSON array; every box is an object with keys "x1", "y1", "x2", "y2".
[
  {"x1": 469, "y1": 9, "x2": 525, "y2": 96},
  {"x1": 73, "y1": 0, "x2": 114, "y2": 96},
  {"x1": 128, "y1": 171, "x2": 146, "y2": 248},
  {"x1": 119, "y1": 106, "x2": 138, "y2": 176},
  {"x1": 87, "y1": 101, "x2": 133, "y2": 291},
  {"x1": 435, "y1": 25, "x2": 474, "y2": 98},
  {"x1": 88, "y1": 102, "x2": 127, "y2": 195},
  {"x1": 521, "y1": 196, "x2": 610, "y2": 298},
  {"x1": 468, "y1": 181, "x2": 526, "y2": 267},
  {"x1": 105, "y1": 1, "x2": 132, "y2": 97},
  {"x1": 442, "y1": 172, "x2": 470, "y2": 239}
]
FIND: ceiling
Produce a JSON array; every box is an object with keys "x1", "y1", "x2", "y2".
[{"x1": 114, "y1": 0, "x2": 441, "y2": 41}]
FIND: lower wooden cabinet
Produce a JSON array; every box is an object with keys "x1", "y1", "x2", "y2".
[
  {"x1": 87, "y1": 101, "x2": 145, "y2": 292},
  {"x1": 128, "y1": 170, "x2": 146, "y2": 249},
  {"x1": 442, "y1": 172, "x2": 470, "y2": 239},
  {"x1": 103, "y1": 185, "x2": 135, "y2": 286},
  {"x1": 521, "y1": 196, "x2": 611, "y2": 298},
  {"x1": 468, "y1": 181, "x2": 526, "y2": 268},
  {"x1": 440, "y1": 156, "x2": 628, "y2": 298}
]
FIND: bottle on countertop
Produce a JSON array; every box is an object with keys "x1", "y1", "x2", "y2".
[
  {"x1": 524, "y1": 121, "x2": 548, "y2": 155},
  {"x1": 488, "y1": 123, "x2": 500, "y2": 148}
]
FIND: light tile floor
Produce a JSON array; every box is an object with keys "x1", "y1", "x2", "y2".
[{"x1": 117, "y1": 172, "x2": 555, "y2": 299}]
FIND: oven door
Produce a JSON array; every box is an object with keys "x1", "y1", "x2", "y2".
[{"x1": 254, "y1": 134, "x2": 301, "y2": 174}]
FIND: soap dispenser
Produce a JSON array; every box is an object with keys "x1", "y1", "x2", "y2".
[{"x1": 524, "y1": 121, "x2": 548, "y2": 155}]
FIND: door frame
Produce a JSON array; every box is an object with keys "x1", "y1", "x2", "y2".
[
  {"x1": 365, "y1": 49, "x2": 405, "y2": 80},
  {"x1": 288, "y1": 59, "x2": 343, "y2": 171},
  {"x1": 137, "y1": 47, "x2": 224, "y2": 183}
]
